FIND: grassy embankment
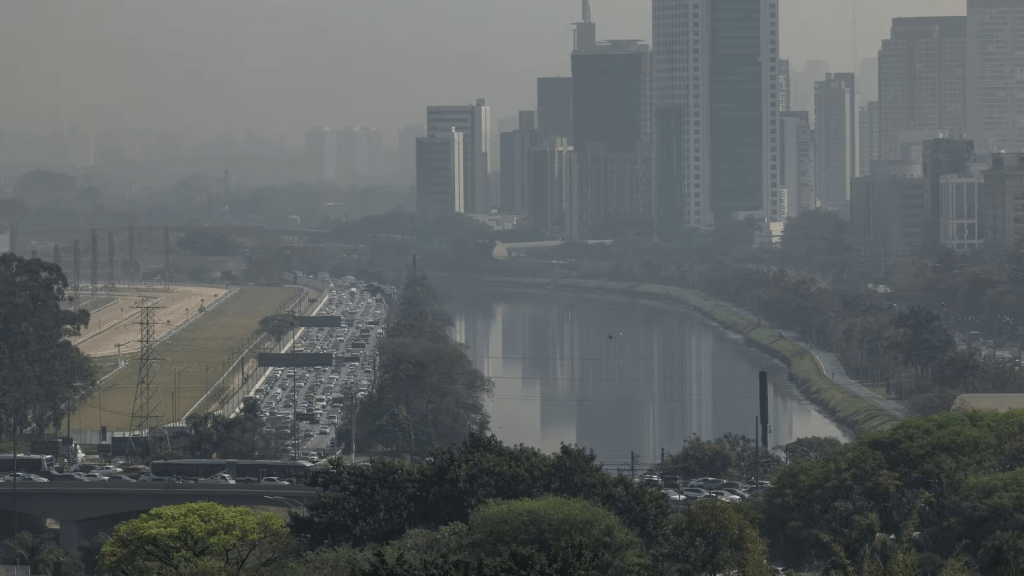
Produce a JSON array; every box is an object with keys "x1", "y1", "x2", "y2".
[
  {"x1": 477, "y1": 277, "x2": 900, "y2": 434},
  {"x1": 74, "y1": 286, "x2": 303, "y2": 431}
]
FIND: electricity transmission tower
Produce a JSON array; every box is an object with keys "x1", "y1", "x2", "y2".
[
  {"x1": 128, "y1": 298, "x2": 163, "y2": 460},
  {"x1": 72, "y1": 240, "x2": 81, "y2": 309},
  {"x1": 90, "y1": 229, "x2": 99, "y2": 301}
]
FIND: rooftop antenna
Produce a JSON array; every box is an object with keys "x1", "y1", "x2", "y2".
[
  {"x1": 851, "y1": 0, "x2": 859, "y2": 74},
  {"x1": 574, "y1": 0, "x2": 596, "y2": 51}
]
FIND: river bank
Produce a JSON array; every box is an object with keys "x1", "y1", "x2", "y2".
[{"x1": 444, "y1": 276, "x2": 901, "y2": 435}]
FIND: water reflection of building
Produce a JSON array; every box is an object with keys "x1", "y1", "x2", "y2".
[{"x1": 452, "y1": 292, "x2": 846, "y2": 465}]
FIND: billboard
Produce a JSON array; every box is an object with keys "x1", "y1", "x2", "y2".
[
  {"x1": 258, "y1": 352, "x2": 335, "y2": 368},
  {"x1": 296, "y1": 316, "x2": 342, "y2": 328}
]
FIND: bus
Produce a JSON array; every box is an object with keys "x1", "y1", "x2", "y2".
[
  {"x1": 0, "y1": 454, "x2": 54, "y2": 473},
  {"x1": 148, "y1": 459, "x2": 314, "y2": 483}
]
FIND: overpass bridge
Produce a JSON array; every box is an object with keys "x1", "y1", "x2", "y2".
[{"x1": 0, "y1": 483, "x2": 318, "y2": 551}]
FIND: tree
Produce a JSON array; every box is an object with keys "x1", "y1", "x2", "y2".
[
  {"x1": 666, "y1": 499, "x2": 772, "y2": 576},
  {"x1": 257, "y1": 314, "x2": 292, "y2": 350},
  {"x1": 462, "y1": 496, "x2": 650, "y2": 575},
  {"x1": 353, "y1": 274, "x2": 492, "y2": 457},
  {"x1": 0, "y1": 532, "x2": 84, "y2": 576},
  {"x1": 291, "y1": 432, "x2": 672, "y2": 554},
  {"x1": 763, "y1": 411, "x2": 1024, "y2": 572},
  {"x1": 13, "y1": 170, "x2": 75, "y2": 201},
  {"x1": 0, "y1": 253, "x2": 95, "y2": 438},
  {"x1": 99, "y1": 502, "x2": 294, "y2": 575}
]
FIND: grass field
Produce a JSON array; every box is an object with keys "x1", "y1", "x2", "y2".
[{"x1": 74, "y1": 285, "x2": 305, "y2": 432}]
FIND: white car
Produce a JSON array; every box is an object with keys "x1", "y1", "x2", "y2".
[
  {"x1": 93, "y1": 466, "x2": 123, "y2": 477},
  {"x1": 198, "y1": 473, "x2": 236, "y2": 485},
  {"x1": 318, "y1": 426, "x2": 331, "y2": 435},
  {"x1": 681, "y1": 488, "x2": 711, "y2": 500},
  {"x1": 259, "y1": 477, "x2": 292, "y2": 485},
  {"x1": 1, "y1": 473, "x2": 48, "y2": 483},
  {"x1": 710, "y1": 490, "x2": 742, "y2": 503}
]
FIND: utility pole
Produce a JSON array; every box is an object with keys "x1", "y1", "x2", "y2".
[{"x1": 629, "y1": 450, "x2": 636, "y2": 479}]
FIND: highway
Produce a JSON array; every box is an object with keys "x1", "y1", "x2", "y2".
[{"x1": 248, "y1": 279, "x2": 389, "y2": 461}]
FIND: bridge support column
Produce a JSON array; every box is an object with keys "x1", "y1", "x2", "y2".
[{"x1": 59, "y1": 520, "x2": 82, "y2": 553}]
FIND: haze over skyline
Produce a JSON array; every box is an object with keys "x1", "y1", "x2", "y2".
[{"x1": 0, "y1": 0, "x2": 965, "y2": 145}]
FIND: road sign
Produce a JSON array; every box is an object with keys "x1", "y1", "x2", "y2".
[
  {"x1": 257, "y1": 353, "x2": 335, "y2": 368},
  {"x1": 296, "y1": 316, "x2": 342, "y2": 328}
]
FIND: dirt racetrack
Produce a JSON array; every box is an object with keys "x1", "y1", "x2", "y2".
[{"x1": 74, "y1": 286, "x2": 226, "y2": 357}]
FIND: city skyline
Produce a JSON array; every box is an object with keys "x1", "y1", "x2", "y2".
[{"x1": 0, "y1": 0, "x2": 966, "y2": 144}]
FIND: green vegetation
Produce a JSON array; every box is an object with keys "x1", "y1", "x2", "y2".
[
  {"x1": 344, "y1": 273, "x2": 492, "y2": 457},
  {"x1": 99, "y1": 502, "x2": 293, "y2": 575},
  {"x1": 0, "y1": 253, "x2": 97, "y2": 438},
  {"x1": 763, "y1": 410, "x2": 1024, "y2": 574},
  {"x1": 74, "y1": 285, "x2": 301, "y2": 431}
]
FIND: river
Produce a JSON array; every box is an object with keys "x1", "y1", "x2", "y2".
[{"x1": 447, "y1": 288, "x2": 848, "y2": 471}]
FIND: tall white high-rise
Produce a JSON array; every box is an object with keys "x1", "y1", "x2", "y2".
[
  {"x1": 967, "y1": 0, "x2": 1024, "y2": 154},
  {"x1": 653, "y1": 0, "x2": 780, "y2": 234},
  {"x1": 416, "y1": 128, "x2": 464, "y2": 217},
  {"x1": 304, "y1": 127, "x2": 336, "y2": 183},
  {"x1": 427, "y1": 99, "x2": 492, "y2": 213}
]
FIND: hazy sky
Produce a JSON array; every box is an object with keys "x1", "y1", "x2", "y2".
[{"x1": 0, "y1": 0, "x2": 965, "y2": 144}]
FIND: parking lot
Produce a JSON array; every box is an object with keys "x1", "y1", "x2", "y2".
[{"x1": 250, "y1": 279, "x2": 391, "y2": 462}]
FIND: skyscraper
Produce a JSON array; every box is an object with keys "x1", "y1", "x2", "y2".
[
  {"x1": 923, "y1": 138, "x2": 975, "y2": 247},
  {"x1": 416, "y1": 129, "x2": 464, "y2": 217},
  {"x1": 537, "y1": 77, "x2": 574, "y2": 144},
  {"x1": 858, "y1": 57, "x2": 878, "y2": 105},
  {"x1": 879, "y1": 17, "x2": 967, "y2": 161},
  {"x1": 304, "y1": 127, "x2": 336, "y2": 183},
  {"x1": 572, "y1": 40, "x2": 651, "y2": 154},
  {"x1": 499, "y1": 112, "x2": 539, "y2": 214},
  {"x1": 531, "y1": 138, "x2": 573, "y2": 235},
  {"x1": 815, "y1": 74, "x2": 854, "y2": 213},
  {"x1": 791, "y1": 60, "x2": 830, "y2": 124},
  {"x1": 967, "y1": 0, "x2": 1024, "y2": 155},
  {"x1": 779, "y1": 111, "x2": 814, "y2": 216},
  {"x1": 653, "y1": 0, "x2": 780, "y2": 233},
  {"x1": 398, "y1": 125, "x2": 427, "y2": 190},
  {"x1": 427, "y1": 99, "x2": 492, "y2": 213},
  {"x1": 859, "y1": 101, "x2": 881, "y2": 177},
  {"x1": 336, "y1": 127, "x2": 384, "y2": 188},
  {"x1": 778, "y1": 59, "x2": 791, "y2": 113}
]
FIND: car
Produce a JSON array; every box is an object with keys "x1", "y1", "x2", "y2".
[
  {"x1": 52, "y1": 473, "x2": 88, "y2": 482},
  {"x1": 303, "y1": 430, "x2": 315, "y2": 438},
  {"x1": 106, "y1": 475, "x2": 137, "y2": 482},
  {"x1": 93, "y1": 465, "x2": 123, "y2": 477},
  {"x1": 2, "y1": 473, "x2": 49, "y2": 482},
  {"x1": 709, "y1": 490, "x2": 742, "y2": 503},
  {"x1": 81, "y1": 473, "x2": 107, "y2": 482},
  {"x1": 260, "y1": 477, "x2": 292, "y2": 485},
  {"x1": 661, "y1": 489, "x2": 687, "y2": 510},
  {"x1": 636, "y1": 475, "x2": 662, "y2": 488},
  {"x1": 681, "y1": 488, "x2": 711, "y2": 500},
  {"x1": 661, "y1": 475, "x2": 682, "y2": 489},
  {"x1": 721, "y1": 487, "x2": 751, "y2": 500},
  {"x1": 318, "y1": 426, "x2": 331, "y2": 435}
]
